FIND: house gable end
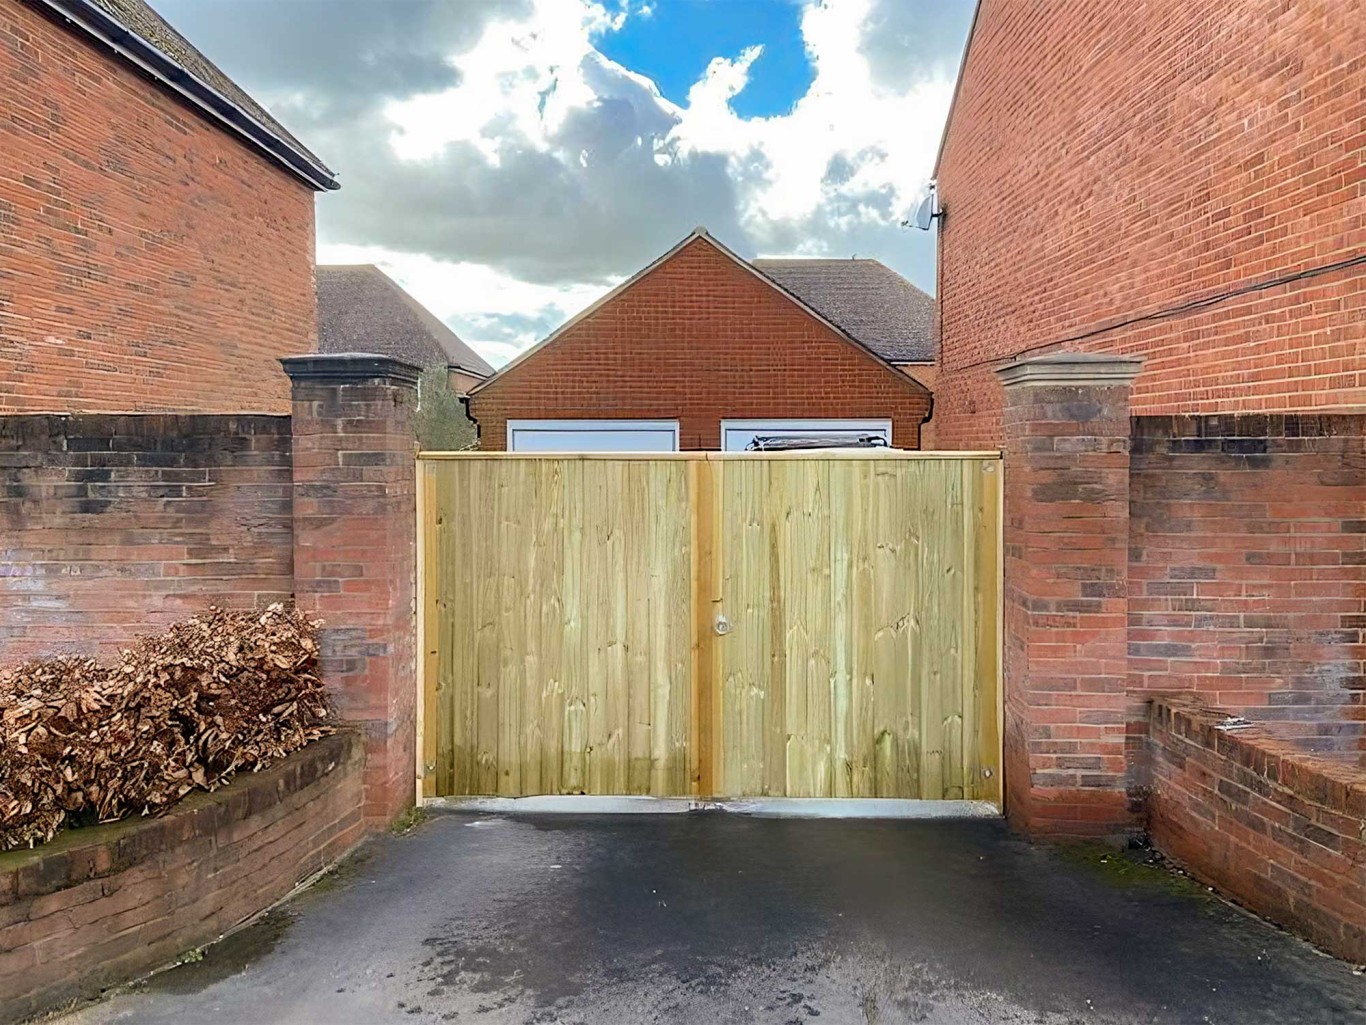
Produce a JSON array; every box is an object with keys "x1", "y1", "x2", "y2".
[
  {"x1": 467, "y1": 232, "x2": 933, "y2": 450},
  {"x1": 473, "y1": 231, "x2": 929, "y2": 400}
]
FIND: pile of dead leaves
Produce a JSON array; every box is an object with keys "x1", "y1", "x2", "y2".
[{"x1": 0, "y1": 604, "x2": 331, "y2": 851}]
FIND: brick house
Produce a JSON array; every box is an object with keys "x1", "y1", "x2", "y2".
[
  {"x1": 929, "y1": 0, "x2": 1366, "y2": 941},
  {"x1": 0, "y1": 0, "x2": 337, "y2": 414},
  {"x1": 932, "y1": 0, "x2": 1363, "y2": 449},
  {"x1": 466, "y1": 229, "x2": 934, "y2": 451}
]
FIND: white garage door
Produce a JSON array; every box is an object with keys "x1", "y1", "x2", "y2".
[
  {"x1": 720, "y1": 418, "x2": 893, "y2": 451},
  {"x1": 507, "y1": 419, "x2": 680, "y2": 452}
]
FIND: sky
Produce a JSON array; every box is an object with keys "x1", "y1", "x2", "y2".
[{"x1": 154, "y1": 0, "x2": 976, "y2": 368}]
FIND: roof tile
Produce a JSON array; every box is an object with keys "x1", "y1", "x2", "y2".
[
  {"x1": 317, "y1": 266, "x2": 494, "y2": 377},
  {"x1": 753, "y1": 258, "x2": 935, "y2": 363}
]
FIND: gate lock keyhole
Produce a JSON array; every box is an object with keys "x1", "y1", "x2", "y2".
[{"x1": 714, "y1": 612, "x2": 732, "y2": 636}]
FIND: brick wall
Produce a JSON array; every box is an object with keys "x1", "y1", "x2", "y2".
[
  {"x1": 1130, "y1": 414, "x2": 1366, "y2": 710},
  {"x1": 1147, "y1": 696, "x2": 1366, "y2": 964},
  {"x1": 469, "y1": 237, "x2": 932, "y2": 450},
  {"x1": 284, "y1": 355, "x2": 419, "y2": 825},
  {"x1": 933, "y1": 0, "x2": 1365, "y2": 450},
  {"x1": 0, "y1": 414, "x2": 294, "y2": 662},
  {"x1": 0, "y1": 732, "x2": 364, "y2": 1023},
  {"x1": 0, "y1": 0, "x2": 318, "y2": 414},
  {"x1": 998, "y1": 356, "x2": 1142, "y2": 838}
]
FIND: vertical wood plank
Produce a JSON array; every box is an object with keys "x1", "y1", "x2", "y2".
[
  {"x1": 829, "y1": 462, "x2": 852, "y2": 798},
  {"x1": 472, "y1": 460, "x2": 500, "y2": 794},
  {"x1": 449, "y1": 461, "x2": 475, "y2": 794},
  {"x1": 538, "y1": 459, "x2": 564, "y2": 794},
  {"x1": 689, "y1": 457, "x2": 717, "y2": 798},
  {"x1": 603, "y1": 462, "x2": 629, "y2": 792},
  {"x1": 417, "y1": 461, "x2": 434, "y2": 799},
  {"x1": 870, "y1": 460, "x2": 900, "y2": 797},
  {"x1": 664, "y1": 462, "x2": 692, "y2": 795},
  {"x1": 849, "y1": 461, "x2": 876, "y2": 797},
  {"x1": 743, "y1": 462, "x2": 774, "y2": 797},
  {"x1": 562, "y1": 459, "x2": 587, "y2": 793},
  {"x1": 624, "y1": 462, "x2": 650, "y2": 794},
  {"x1": 495, "y1": 460, "x2": 521, "y2": 796},
  {"x1": 973, "y1": 458, "x2": 1004, "y2": 803},
  {"x1": 797, "y1": 460, "x2": 833, "y2": 797}
]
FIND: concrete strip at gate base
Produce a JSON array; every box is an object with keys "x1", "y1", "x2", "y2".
[{"x1": 422, "y1": 795, "x2": 1001, "y2": 819}]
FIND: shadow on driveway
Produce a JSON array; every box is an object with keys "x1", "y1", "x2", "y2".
[{"x1": 63, "y1": 813, "x2": 1366, "y2": 1024}]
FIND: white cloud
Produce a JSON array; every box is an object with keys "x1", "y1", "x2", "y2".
[
  {"x1": 347, "y1": 0, "x2": 958, "y2": 363},
  {"x1": 153, "y1": 0, "x2": 970, "y2": 363},
  {"x1": 152, "y1": 0, "x2": 959, "y2": 365},
  {"x1": 385, "y1": 0, "x2": 644, "y2": 163},
  {"x1": 668, "y1": 0, "x2": 954, "y2": 231}
]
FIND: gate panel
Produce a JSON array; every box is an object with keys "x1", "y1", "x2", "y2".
[
  {"x1": 420, "y1": 453, "x2": 1000, "y2": 804},
  {"x1": 422, "y1": 457, "x2": 693, "y2": 797},
  {"x1": 710, "y1": 457, "x2": 1000, "y2": 801}
]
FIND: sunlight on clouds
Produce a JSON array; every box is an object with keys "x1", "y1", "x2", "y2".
[
  {"x1": 669, "y1": 0, "x2": 953, "y2": 227},
  {"x1": 354, "y1": 0, "x2": 956, "y2": 358},
  {"x1": 385, "y1": 0, "x2": 639, "y2": 162}
]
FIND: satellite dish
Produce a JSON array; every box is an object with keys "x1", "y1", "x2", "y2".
[{"x1": 912, "y1": 183, "x2": 940, "y2": 231}]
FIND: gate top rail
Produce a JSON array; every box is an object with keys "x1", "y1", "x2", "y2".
[{"x1": 418, "y1": 450, "x2": 1003, "y2": 461}]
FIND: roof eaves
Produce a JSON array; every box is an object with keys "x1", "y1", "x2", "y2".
[
  {"x1": 447, "y1": 361, "x2": 491, "y2": 378},
  {"x1": 32, "y1": 0, "x2": 338, "y2": 191}
]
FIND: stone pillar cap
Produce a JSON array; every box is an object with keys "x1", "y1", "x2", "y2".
[
  {"x1": 280, "y1": 353, "x2": 422, "y2": 387},
  {"x1": 996, "y1": 352, "x2": 1143, "y2": 387}
]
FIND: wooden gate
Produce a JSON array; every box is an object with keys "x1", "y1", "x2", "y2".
[{"x1": 418, "y1": 452, "x2": 1001, "y2": 804}]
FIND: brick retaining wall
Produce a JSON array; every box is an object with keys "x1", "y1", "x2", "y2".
[
  {"x1": 0, "y1": 414, "x2": 294, "y2": 662},
  {"x1": 1147, "y1": 696, "x2": 1366, "y2": 964},
  {"x1": 1130, "y1": 415, "x2": 1366, "y2": 710},
  {"x1": 0, "y1": 732, "x2": 363, "y2": 1023}
]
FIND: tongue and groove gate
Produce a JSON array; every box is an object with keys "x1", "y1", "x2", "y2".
[{"x1": 417, "y1": 452, "x2": 1001, "y2": 804}]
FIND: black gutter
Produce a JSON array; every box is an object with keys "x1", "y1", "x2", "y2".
[{"x1": 30, "y1": 0, "x2": 339, "y2": 192}]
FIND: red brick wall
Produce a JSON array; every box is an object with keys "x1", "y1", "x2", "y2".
[
  {"x1": 934, "y1": 0, "x2": 1366, "y2": 450},
  {"x1": 999, "y1": 364, "x2": 1141, "y2": 838},
  {"x1": 0, "y1": 732, "x2": 363, "y2": 1023},
  {"x1": 1147, "y1": 696, "x2": 1366, "y2": 964},
  {"x1": 284, "y1": 356, "x2": 418, "y2": 825},
  {"x1": 469, "y1": 238, "x2": 932, "y2": 450},
  {"x1": 0, "y1": 414, "x2": 294, "y2": 663},
  {"x1": 1130, "y1": 414, "x2": 1366, "y2": 710},
  {"x1": 0, "y1": 1, "x2": 318, "y2": 414}
]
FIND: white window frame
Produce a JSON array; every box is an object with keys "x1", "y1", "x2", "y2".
[
  {"x1": 719, "y1": 418, "x2": 893, "y2": 452},
  {"x1": 506, "y1": 418, "x2": 681, "y2": 452}
]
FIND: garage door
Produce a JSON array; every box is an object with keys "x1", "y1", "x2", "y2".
[
  {"x1": 720, "y1": 418, "x2": 892, "y2": 451},
  {"x1": 507, "y1": 419, "x2": 679, "y2": 452}
]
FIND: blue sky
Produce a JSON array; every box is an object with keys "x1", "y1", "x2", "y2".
[
  {"x1": 156, "y1": 0, "x2": 975, "y2": 366},
  {"x1": 598, "y1": 1, "x2": 816, "y2": 119}
]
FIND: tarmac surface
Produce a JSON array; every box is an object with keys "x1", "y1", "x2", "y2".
[{"x1": 61, "y1": 812, "x2": 1366, "y2": 1024}]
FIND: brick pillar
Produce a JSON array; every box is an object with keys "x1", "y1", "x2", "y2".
[
  {"x1": 997, "y1": 353, "x2": 1143, "y2": 840},
  {"x1": 281, "y1": 354, "x2": 420, "y2": 827}
]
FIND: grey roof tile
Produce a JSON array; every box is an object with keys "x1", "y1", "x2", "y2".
[
  {"x1": 317, "y1": 266, "x2": 494, "y2": 377},
  {"x1": 753, "y1": 258, "x2": 935, "y2": 363}
]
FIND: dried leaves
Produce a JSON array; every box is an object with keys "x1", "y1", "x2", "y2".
[{"x1": 0, "y1": 604, "x2": 331, "y2": 851}]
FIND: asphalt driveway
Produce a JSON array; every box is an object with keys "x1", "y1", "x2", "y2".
[{"x1": 64, "y1": 812, "x2": 1365, "y2": 1025}]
